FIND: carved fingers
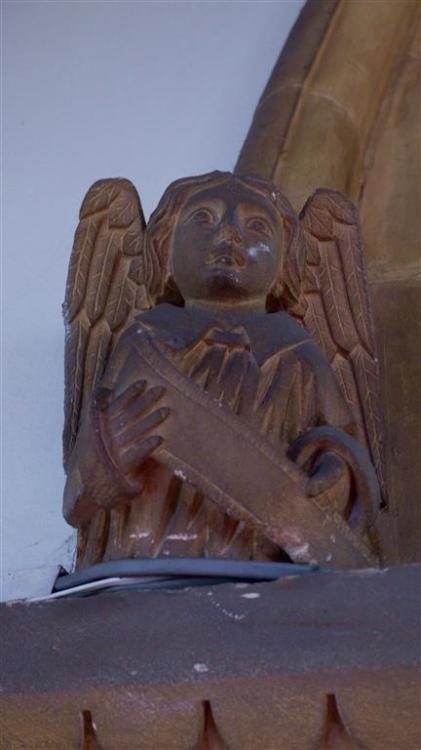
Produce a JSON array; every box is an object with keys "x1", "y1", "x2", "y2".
[
  {"x1": 94, "y1": 380, "x2": 170, "y2": 489},
  {"x1": 305, "y1": 452, "x2": 347, "y2": 498},
  {"x1": 288, "y1": 425, "x2": 379, "y2": 528}
]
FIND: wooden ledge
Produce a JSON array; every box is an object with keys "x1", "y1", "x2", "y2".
[{"x1": 1, "y1": 564, "x2": 420, "y2": 749}]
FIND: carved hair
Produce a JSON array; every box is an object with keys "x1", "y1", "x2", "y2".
[{"x1": 145, "y1": 170, "x2": 306, "y2": 312}]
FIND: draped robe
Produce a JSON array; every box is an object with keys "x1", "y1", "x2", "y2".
[{"x1": 72, "y1": 305, "x2": 356, "y2": 569}]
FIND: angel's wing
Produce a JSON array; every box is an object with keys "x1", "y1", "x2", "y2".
[
  {"x1": 297, "y1": 189, "x2": 386, "y2": 504},
  {"x1": 63, "y1": 178, "x2": 152, "y2": 471}
]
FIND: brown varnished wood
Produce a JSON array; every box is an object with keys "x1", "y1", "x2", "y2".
[
  {"x1": 63, "y1": 172, "x2": 383, "y2": 569},
  {"x1": 2, "y1": 565, "x2": 420, "y2": 748}
]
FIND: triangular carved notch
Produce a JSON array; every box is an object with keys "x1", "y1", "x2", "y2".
[
  {"x1": 318, "y1": 693, "x2": 361, "y2": 750},
  {"x1": 198, "y1": 700, "x2": 228, "y2": 750},
  {"x1": 80, "y1": 710, "x2": 102, "y2": 750}
]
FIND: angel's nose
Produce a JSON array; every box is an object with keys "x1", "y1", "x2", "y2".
[{"x1": 214, "y1": 221, "x2": 244, "y2": 247}]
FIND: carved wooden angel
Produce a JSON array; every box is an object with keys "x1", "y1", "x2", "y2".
[{"x1": 62, "y1": 171, "x2": 385, "y2": 570}]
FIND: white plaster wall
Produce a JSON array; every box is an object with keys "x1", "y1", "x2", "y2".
[{"x1": 2, "y1": 0, "x2": 304, "y2": 600}]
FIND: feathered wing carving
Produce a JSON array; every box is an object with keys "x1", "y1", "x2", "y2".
[
  {"x1": 297, "y1": 189, "x2": 386, "y2": 504},
  {"x1": 63, "y1": 178, "x2": 152, "y2": 471}
]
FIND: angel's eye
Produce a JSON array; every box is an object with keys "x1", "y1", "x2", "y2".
[
  {"x1": 247, "y1": 217, "x2": 272, "y2": 236},
  {"x1": 190, "y1": 208, "x2": 215, "y2": 225}
]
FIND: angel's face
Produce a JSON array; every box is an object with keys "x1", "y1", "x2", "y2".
[{"x1": 171, "y1": 181, "x2": 284, "y2": 310}]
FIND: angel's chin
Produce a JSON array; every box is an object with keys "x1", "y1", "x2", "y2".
[{"x1": 204, "y1": 271, "x2": 250, "y2": 300}]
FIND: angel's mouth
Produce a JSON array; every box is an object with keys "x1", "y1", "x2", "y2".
[{"x1": 205, "y1": 251, "x2": 246, "y2": 269}]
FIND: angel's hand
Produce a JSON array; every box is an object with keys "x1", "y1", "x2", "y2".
[
  {"x1": 94, "y1": 380, "x2": 170, "y2": 492},
  {"x1": 304, "y1": 452, "x2": 347, "y2": 498}
]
